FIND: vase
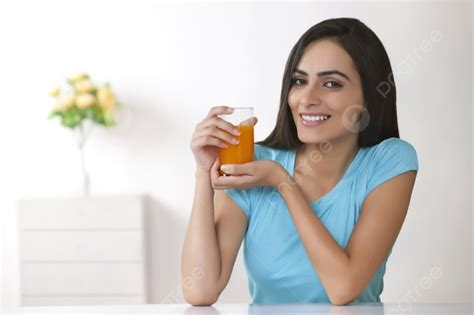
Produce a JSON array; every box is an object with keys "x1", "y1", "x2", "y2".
[{"x1": 75, "y1": 122, "x2": 93, "y2": 197}]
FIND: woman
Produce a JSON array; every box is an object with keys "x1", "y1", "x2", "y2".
[{"x1": 182, "y1": 17, "x2": 418, "y2": 305}]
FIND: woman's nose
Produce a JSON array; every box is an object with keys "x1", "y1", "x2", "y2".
[{"x1": 299, "y1": 85, "x2": 322, "y2": 106}]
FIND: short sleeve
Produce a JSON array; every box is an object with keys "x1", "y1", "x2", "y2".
[
  {"x1": 366, "y1": 138, "x2": 419, "y2": 194},
  {"x1": 224, "y1": 188, "x2": 252, "y2": 218}
]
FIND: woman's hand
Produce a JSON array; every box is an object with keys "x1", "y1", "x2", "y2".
[
  {"x1": 210, "y1": 158, "x2": 290, "y2": 190},
  {"x1": 190, "y1": 106, "x2": 243, "y2": 173}
]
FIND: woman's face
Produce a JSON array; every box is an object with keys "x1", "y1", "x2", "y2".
[{"x1": 288, "y1": 38, "x2": 365, "y2": 145}]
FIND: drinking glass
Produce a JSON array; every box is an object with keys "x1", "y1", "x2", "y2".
[{"x1": 218, "y1": 107, "x2": 254, "y2": 172}]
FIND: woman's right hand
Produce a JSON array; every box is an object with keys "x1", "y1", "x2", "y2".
[{"x1": 190, "y1": 106, "x2": 243, "y2": 173}]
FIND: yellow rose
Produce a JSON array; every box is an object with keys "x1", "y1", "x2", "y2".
[
  {"x1": 68, "y1": 72, "x2": 89, "y2": 82},
  {"x1": 74, "y1": 80, "x2": 95, "y2": 93},
  {"x1": 75, "y1": 93, "x2": 96, "y2": 109},
  {"x1": 97, "y1": 86, "x2": 116, "y2": 110},
  {"x1": 49, "y1": 86, "x2": 60, "y2": 97},
  {"x1": 54, "y1": 95, "x2": 75, "y2": 111}
]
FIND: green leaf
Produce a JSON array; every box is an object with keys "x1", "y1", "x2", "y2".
[
  {"x1": 48, "y1": 111, "x2": 63, "y2": 119},
  {"x1": 59, "y1": 106, "x2": 84, "y2": 128},
  {"x1": 91, "y1": 107, "x2": 106, "y2": 125},
  {"x1": 83, "y1": 107, "x2": 93, "y2": 119},
  {"x1": 103, "y1": 110, "x2": 115, "y2": 127}
]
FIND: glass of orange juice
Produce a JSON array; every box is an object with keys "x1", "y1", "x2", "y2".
[{"x1": 218, "y1": 107, "x2": 254, "y2": 175}]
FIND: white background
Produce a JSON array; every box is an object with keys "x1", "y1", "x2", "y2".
[{"x1": 1, "y1": 0, "x2": 472, "y2": 307}]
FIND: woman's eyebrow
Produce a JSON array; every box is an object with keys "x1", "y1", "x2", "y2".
[{"x1": 293, "y1": 68, "x2": 351, "y2": 82}]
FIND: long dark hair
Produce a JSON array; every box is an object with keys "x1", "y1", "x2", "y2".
[{"x1": 257, "y1": 17, "x2": 399, "y2": 150}]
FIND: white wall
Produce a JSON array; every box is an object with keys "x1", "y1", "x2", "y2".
[{"x1": 1, "y1": 0, "x2": 472, "y2": 307}]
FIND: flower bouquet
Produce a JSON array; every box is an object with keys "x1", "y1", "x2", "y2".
[{"x1": 48, "y1": 73, "x2": 121, "y2": 196}]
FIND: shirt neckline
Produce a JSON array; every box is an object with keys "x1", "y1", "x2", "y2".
[{"x1": 289, "y1": 146, "x2": 363, "y2": 205}]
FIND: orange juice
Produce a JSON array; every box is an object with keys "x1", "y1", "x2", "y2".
[{"x1": 219, "y1": 124, "x2": 254, "y2": 168}]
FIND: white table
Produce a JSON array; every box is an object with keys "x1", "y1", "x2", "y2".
[{"x1": 2, "y1": 303, "x2": 472, "y2": 314}]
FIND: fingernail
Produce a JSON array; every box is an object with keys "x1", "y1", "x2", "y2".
[
  {"x1": 220, "y1": 165, "x2": 228, "y2": 172},
  {"x1": 233, "y1": 129, "x2": 240, "y2": 135},
  {"x1": 232, "y1": 138, "x2": 239, "y2": 144}
]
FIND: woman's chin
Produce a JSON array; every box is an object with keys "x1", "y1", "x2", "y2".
[{"x1": 298, "y1": 134, "x2": 330, "y2": 145}]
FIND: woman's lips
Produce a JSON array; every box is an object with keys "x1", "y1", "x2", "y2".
[{"x1": 300, "y1": 115, "x2": 331, "y2": 127}]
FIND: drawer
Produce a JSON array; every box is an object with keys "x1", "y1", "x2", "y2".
[
  {"x1": 21, "y1": 263, "x2": 146, "y2": 295},
  {"x1": 20, "y1": 230, "x2": 144, "y2": 261},
  {"x1": 17, "y1": 195, "x2": 144, "y2": 230}
]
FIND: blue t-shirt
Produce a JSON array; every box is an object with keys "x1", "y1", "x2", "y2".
[{"x1": 224, "y1": 137, "x2": 419, "y2": 304}]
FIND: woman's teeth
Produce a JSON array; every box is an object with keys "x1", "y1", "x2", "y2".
[{"x1": 301, "y1": 115, "x2": 331, "y2": 122}]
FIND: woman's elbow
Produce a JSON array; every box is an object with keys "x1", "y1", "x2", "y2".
[
  {"x1": 183, "y1": 290, "x2": 218, "y2": 306},
  {"x1": 329, "y1": 295, "x2": 352, "y2": 306},
  {"x1": 328, "y1": 284, "x2": 358, "y2": 306}
]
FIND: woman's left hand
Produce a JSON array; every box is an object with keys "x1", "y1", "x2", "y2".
[{"x1": 210, "y1": 158, "x2": 289, "y2": 190}]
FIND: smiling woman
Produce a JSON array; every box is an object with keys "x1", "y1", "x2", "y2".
[{"x1": 182, "y1": 17, "x2": 418, "y2": 306}]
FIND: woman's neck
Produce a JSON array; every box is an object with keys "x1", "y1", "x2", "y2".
[{"x1": 295, "y1": 134, "x2": 359, "y2": 181}]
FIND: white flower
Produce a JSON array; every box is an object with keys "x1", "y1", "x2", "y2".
[
  {"x1": 97, "y1": 86, "x2": 116, "y2": 110},
  {"x1": 75, "y1": 93, "x2": 96, "y2": 109},
  {"x1": 48, "y1": 86, "x2": 60, "y2": 97},
  {"x1": 74, "y1": 80, "x2": 95, "y2": 93},
  {"x1": 54, "y1": 95, "x2": 75, "y2": 111},
  {"x1": 68, "y1": 72, "x2": 89, "y2": 82}
]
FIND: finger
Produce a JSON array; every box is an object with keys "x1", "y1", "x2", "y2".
[
  {"x1": 197, "y1": 116, "x2": 240, "y2": 136},
  {"x1": 239, "y1": 116, "x2": 258, "y2": 127},
  {"x1": 193, "y1": 126, "x2": 239, "y2": 145},
  {"x1": 196, "y1": 112, "x2": 238, "y2": 133},
  {"x1": 213, "y1": 117, "x2": 241, "y2": 135},
  {"x1": 214, "y1": 174, "x2": 254, "y2": 189},
  {"x1": 210, "y1": 157, "x2": 221, "y2": 187},
  {"x1": 205, "y1": 106, "x2": 234, "y2": 120},
  {"x1": 220, "y1": 163, "x2": 254, "y2": 176},
  {"x1": 191, "y1": 135, "x2": 228, "y2": 150}
]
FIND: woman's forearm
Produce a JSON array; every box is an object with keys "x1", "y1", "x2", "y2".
[
  {"x1": 275, "y1": 171, "x2": 352, "y2": 303},
  {"x1": 181, "y1": 170, "x2": 222, "y2": 302}
]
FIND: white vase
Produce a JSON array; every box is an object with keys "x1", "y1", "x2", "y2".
[{"x1": 74, "y1": 121, "x2": 94, "y2": 197}]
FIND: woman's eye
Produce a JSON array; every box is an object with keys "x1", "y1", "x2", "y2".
[
  {"x1": 291, "y1": 78, "x2": 306, "y2": 86},
  {"x1": 324, "y1": 81, "x2": 342, "y2": 88},
  {"x1": 291, "y1": 78, "x2": 342, "y2": 89}
]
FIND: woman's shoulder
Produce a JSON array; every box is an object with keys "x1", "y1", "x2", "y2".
[
  {"x1": 362, "y1": 137, "x2": 419, "y2": 172},
  {"x1": 368, "y1": 137, "x2": 417, "y2": 158}
]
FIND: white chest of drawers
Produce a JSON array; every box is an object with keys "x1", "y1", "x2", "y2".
[{"x1": 16, "y1": 195, "x2": 148, "y2": 306}]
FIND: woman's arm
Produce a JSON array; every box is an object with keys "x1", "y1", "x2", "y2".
[
  {"x1": 181, "y1": 169, "x2": 247, "y2": 305},
  {"x1": 214, "y1": 161, "x2": 417, "y2": 305},
  {"x1": 183, "y1": 105, "x2": 250, "y2": 305},
  {"x1": 277, "y1": 170, "x2": 417, "y2": 305}
]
